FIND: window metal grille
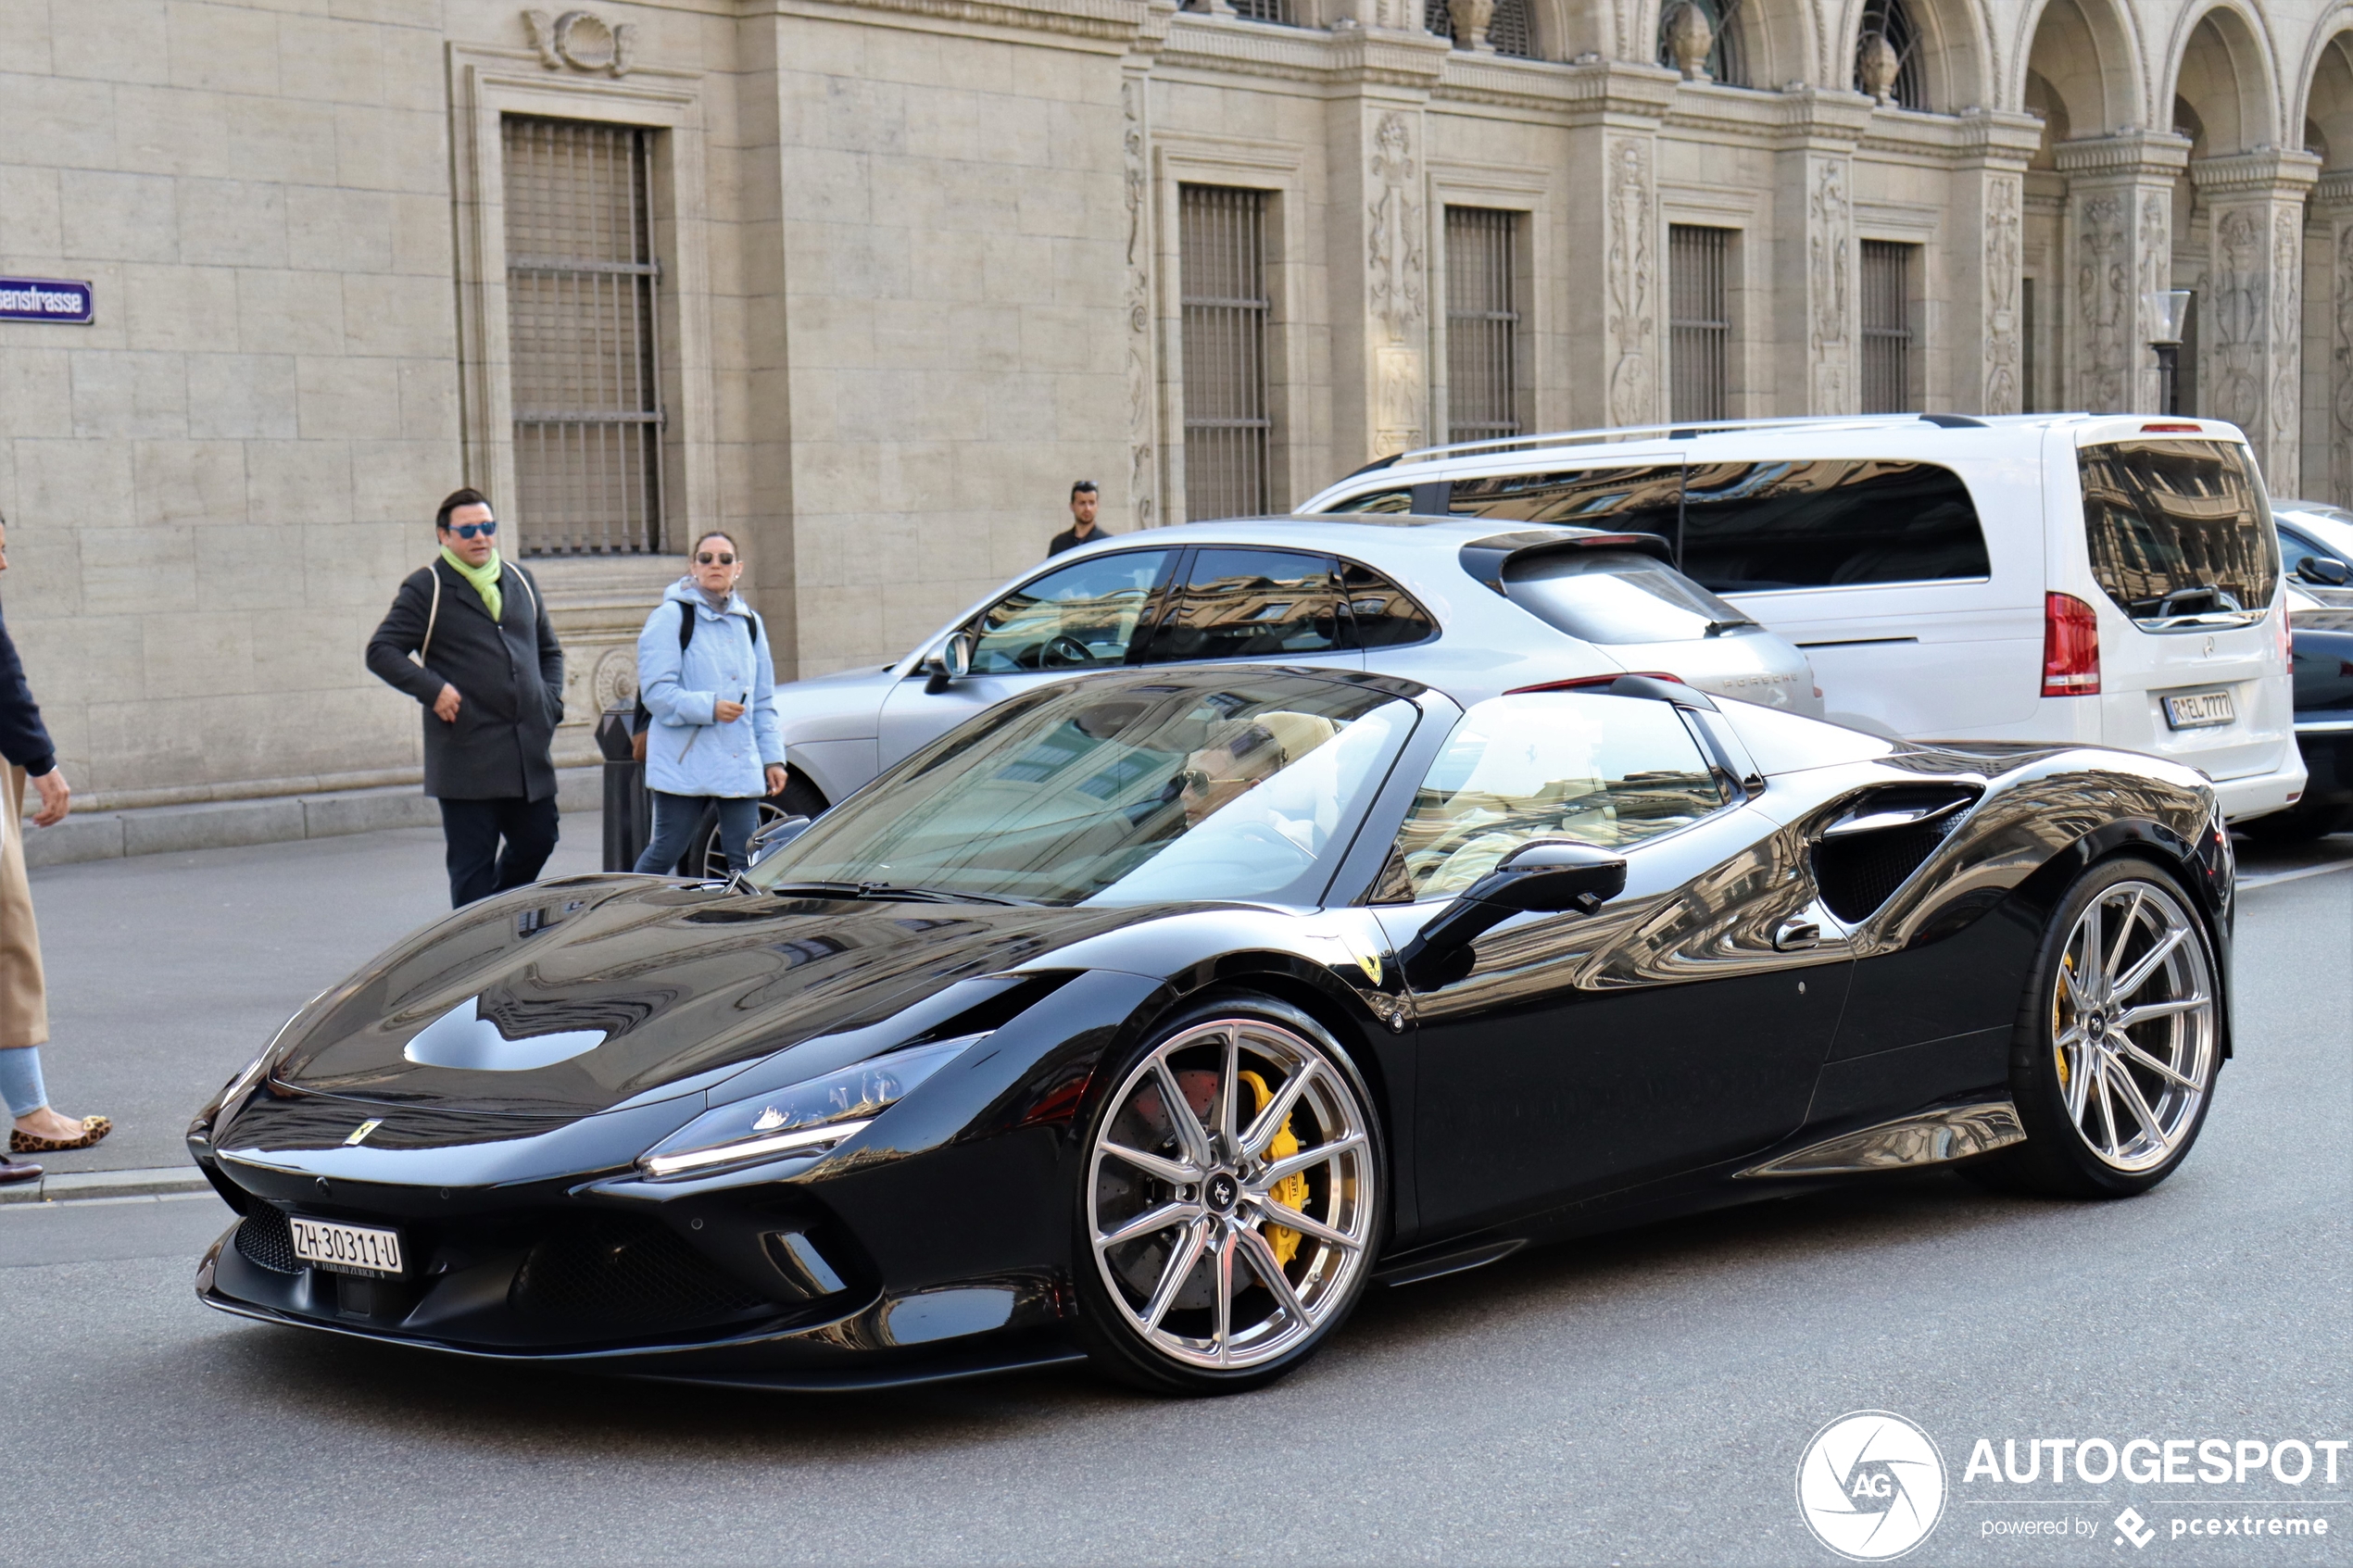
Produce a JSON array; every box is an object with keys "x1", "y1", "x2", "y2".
[
  {"x1": 1223, "y1": 0, "x2": 1292, "y2": 22},
  {"x1": 1425, "y1": 0, "x2": 1533, "y2": 55},
  {"x1": 1445, "y1": 207, "x2": 1521, "y2": 445},
  {"x1": 1655, "y1": 0, "x2": 1748, "y2": 86},
  {"x1": 1854, "y1": 0, "x2": 1924, "y2": 110},
  {"x1": 1860, "y1": 239, "x2": 1914, "y2": 414},
  {"x1": 1668, "y1": 225, "x2": 1731, "y2": 422},
  {"x1": 503, "y1": 116, "x2": 665, "y2": 555},
  {"x1": 1180, "y1": 186, "x2": 1273, "y2": 521}
]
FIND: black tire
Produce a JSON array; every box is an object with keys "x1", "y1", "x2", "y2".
[
  {"x1": 1072, "y1": 994, "x2": 1386, "y2": 1397},
  {"x1": 1966, "y1": 856, "x2": 2223, "y2": 1199},
  {"x1": 2237, "y1": 800, "x2": 2353, "y2": 843},
  {"x1": 688, "y1": 776, "x2": 830, "y2": 880}
]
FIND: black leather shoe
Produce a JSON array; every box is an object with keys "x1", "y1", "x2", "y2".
[{"x1": 0, "y1": 1155, "x2": 41, "y2": 1185}]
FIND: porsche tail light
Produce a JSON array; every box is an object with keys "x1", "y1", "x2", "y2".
[{"x1": 2043, "y1": 593, "x2": 2101, "y2": 696}]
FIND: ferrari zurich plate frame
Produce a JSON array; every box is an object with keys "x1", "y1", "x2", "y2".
[{"x1": 189, "y1": 662, "x2": 2234, "y2": 1395}]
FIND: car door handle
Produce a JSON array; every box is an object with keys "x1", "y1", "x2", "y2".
[{"x1": 1773, "y1": 918, "x2": 1821, "y2": 952}]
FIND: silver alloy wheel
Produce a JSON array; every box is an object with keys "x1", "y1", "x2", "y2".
[
  {"x1": 1087, "y1": 1018, "x2": 1377, "y2": 1371},
  {"x1": 2050, "y1": 879, "x2": 2217, "y2": 1173}
]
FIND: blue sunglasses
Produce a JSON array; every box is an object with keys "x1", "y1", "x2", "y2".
[{"x1": 444, "y1": 520, "x2": 497, "y2": 540}]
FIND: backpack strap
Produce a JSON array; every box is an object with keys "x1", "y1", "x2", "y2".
[{"x1": 413, "y1": 566, "x2": 444, "y2": 668}]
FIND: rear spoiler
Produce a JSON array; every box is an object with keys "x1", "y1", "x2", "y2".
[{"x1": 1458, "y1": 529, "x2": 1677, "y2": 596}]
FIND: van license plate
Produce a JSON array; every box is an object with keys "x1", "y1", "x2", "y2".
[
  {"x1": 2162, "y1": 690, "x2": 2235, "y2": 730},
  {"x1": 288, "y1": 1216, "x2": 404, "y2": 1277}
]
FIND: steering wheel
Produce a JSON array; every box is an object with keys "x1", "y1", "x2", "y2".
[{"x1": 1040, "y1": 634, "x2": 1096, "y2": 669}]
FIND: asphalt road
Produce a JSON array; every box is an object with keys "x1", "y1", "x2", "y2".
[{"x1": 0, "y1": 843, "x2": 2345, "y2": 1564}]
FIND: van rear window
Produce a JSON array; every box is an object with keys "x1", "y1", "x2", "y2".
[
  {"x1": 2078, "y1": 441, "x2": 2277, "y2": 625},
  {"x1": 1678, "y1": 460, "x2": 1991, "y2": 593}
]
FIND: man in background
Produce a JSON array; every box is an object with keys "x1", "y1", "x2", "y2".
[
  {"x1": 1048, "y1": 481, "x2": 1109, "y2": 558},
  {"x1": 365, "y1": 488, "x2": 565, "y2": 907}
]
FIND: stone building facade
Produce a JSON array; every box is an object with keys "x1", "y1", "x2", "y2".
[{"x1": 6, "y1": 0, "x2": 2353, "y2": 814}]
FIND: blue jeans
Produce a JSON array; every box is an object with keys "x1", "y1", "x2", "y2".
[
  {"x1": 635, "y1": 792, "x2": 760, "y2": 876},
  {"x1": 0, "y1": 1046, "x2": 47, "y2": 1118}
]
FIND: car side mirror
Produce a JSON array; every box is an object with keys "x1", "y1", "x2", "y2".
[
  {"x1": 924, "y1": 631, "x2": 975, "y2": 693},
  {"x1": 746, "y1": 814, "x2": 813, "y2": 868},
  {"x1": 1399, "y1": 840, "x2": 1629, "y2": 988},
  {"x1": 2297, "y1": 557, "x2": 2351, "y2": 586}
]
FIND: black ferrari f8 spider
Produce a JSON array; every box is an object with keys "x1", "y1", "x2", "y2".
[{"x1": 192, "y1": 665, "x2": 2233, "y2": 1394}]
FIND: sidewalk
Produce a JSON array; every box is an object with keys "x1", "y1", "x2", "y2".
[{"x1": 19, "y1": 816, "x2": 605, "y2": 1179}]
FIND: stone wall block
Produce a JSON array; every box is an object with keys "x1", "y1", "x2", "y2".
[
  {"x1": 166, "y1": 2, "x2": 283, "y2": 95},
  {"x1": 109, "y1": 84, "x2": 240, "y2": 180},
  {"x1": 0, "y1": 166, "x2": 65, "y2": 256},
  {"x1": 237, "y1": 268, "x2": 346, "y2": 356},
  {"x1": 346, "y1": 438, "x2": 453, "y2": 521},
  {"x1": 0, "y1": 75, "x2": 120, "y2": 169},
  {"x1": 186, "y1": 354, "x2": 299, "y2": 440},
  {"x1": 11, "y1": 613, "x2": 145, "y2": 707},
  {"x1": 276, "y1": 14, "x2": 386, "y2": 106},
  {"x1": 197, "y1": 528, "x2": 311, "y2": 614},
  {"x1": 52, "y1": 0, "x2": 171, "y2": 88},
  {"x1": 0, "y1": 0, "x2": 54, "y2": 72},
  {"x1": 59, "y1": 170, "x2": 180, "y2": 262},
  {"x1": 283, "y1": 186, "x2": 395, "y2": 275},
  {"x1": 388, "y1": 193, "x2": 450, "y2": 276},
  {"x1": 229, "y1": 96, "x2": 341, "y2": 186},
  {"x1": 178, "y1": 178, "x2": 291, "y2": 269},
  {"x1": 138, "y1": 608, "x2": 255, "y2": 699},
  {"x1": 133, "y1": 438, "x2": 246, "y2": 526},
  {"x1": 80, "y1": 523, "x2": 198, "y2": 617},
  {"x1": 297, "y1": 520, "x2": 413, "y2": 609},
  {"x1": 396, "y1": 358, "x2": 457, "y2": 442},
  {"x1": 122, "y1": 264, "x2": 240, "y2": 354},
  {"x1": 14, "y1": 440, "x2": 135, "y2": 535},
  {"x1": 1, "y1": 350, "x2": 78, "y2": 441},
  {"x1": 331, "y1": 105, "x2": 445, "y2": 194},
  {"x1": 245, "y1": 439, "x2": 350, "y2": 524},
  {"x1": 295, "y1": 353, "x2": 401, "y2": 440},
  {"x1": 340, "y1": 273, "x2": 450, "y2": 359},
  {"x1": 71, "y1": 349, "x2": 187, "y2": 438}
]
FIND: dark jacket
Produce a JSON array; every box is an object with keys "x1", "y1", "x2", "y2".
[
  {"x1": 0, "y1": 601, "x2": 56, "y2": 778},
  {"x1": 365, "y1": 558, "x2": 564, "y2": 801},
  {"x1": 1047, "y1": 524, "x2": 1113, "y2": 558}
]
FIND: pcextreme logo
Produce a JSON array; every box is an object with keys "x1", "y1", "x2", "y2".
[{"x1": 1797, "y1": 1411, "x2": 1949, "y2": 1562}]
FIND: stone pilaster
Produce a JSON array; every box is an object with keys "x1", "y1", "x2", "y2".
[
  {"x1": 2310, "y1": 173, "x2": 2353, "y2": 507},
  {"x1": 2056, "y1": 132, "x2": 2190, "y2": 413},
  {"x1": 1324, "y1": 28, "x2": 1448, "y2": 471},
  {"x1": 1558, "y1": 61, "x2": 1678, "y2": 429},
  {"x1": 1773, "y1": 92, "x2": 1872, "y2": 416},
  {"x1": 2191, "y1": 150, "x2": 2320, "y2": 483},
  {"x1": 1952, "y1": 110, "x2": 2041, "y2": 415},
  {"x1": 1119, "y1": 68, "x2": 1161, "y2": 529}
]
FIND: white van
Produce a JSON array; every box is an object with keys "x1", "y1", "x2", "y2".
[{"x1": 1300, "y1": 413, "x2": 2302, "y2": 822}]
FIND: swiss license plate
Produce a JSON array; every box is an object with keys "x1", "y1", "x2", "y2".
[
  {"x1": 289, "y1": 1216, "x2": 404, "y2": 1277},
  {"x1": 2162, "y1": 690, "x2": 2236, "y2": 730}
]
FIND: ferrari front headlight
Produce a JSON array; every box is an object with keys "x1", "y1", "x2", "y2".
[{"x1": 636, "y1": 1034, "x2": 984, "y2": 1182}]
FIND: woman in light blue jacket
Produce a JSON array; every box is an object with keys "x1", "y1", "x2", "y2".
[{"x1": 633, "y1": 532, "x2": 788, "y2": 874}]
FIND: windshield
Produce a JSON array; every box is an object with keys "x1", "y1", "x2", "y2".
[
  {"x1": 750, "y1": 672, "x2": 1420, "y2": 907},
  {"x1": 1503, "y1": 551, "x2": 1753, "y2": 644}
]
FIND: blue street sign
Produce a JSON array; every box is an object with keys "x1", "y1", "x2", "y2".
[{"x1": 0, "y1": 278, "x2": 94, "y2": 324}]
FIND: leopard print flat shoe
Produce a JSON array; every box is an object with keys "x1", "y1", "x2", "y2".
[{"x1": 10, "y1": 1115, "x2": 111, "y2": 1153}]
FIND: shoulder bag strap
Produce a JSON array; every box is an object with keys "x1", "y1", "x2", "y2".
[{"x1": 412, "y1": 567, "x2": 443, "y2": 667}]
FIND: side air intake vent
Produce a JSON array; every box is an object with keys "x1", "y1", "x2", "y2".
[
  {"x1": 509, "y1": 1217, "x2": 768, "y2": 1338},
  {"x1": 234, "y1": 1207, "x2": 301, "y2": 1273},
  {"x1": 1811, "y1": 788, "x2": 1977, "y2": 924}
]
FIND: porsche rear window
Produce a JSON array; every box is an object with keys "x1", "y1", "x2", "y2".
[{"x1": 2078, "y1": 440, "x2": 2277, "y2": 624}]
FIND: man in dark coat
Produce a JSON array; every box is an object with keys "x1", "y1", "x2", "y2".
[{"x1": 366, "y1": 488, "x2": 566, "y2": 907}]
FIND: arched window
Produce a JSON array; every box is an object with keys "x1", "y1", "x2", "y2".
[
  {"x1": 1854, "y1": 0, "x2": 1925, "y2": 110},
  {"x1": 1425, "y1": 0, "x2": 1535, "y2": 56},
  {"x1": 1655, "y1": 0, "x2": 1749, "y2": 89}
]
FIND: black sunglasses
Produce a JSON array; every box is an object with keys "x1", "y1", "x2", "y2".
[
  {"x1": 443, "y1": 520, "x2": 497, "y2": 540},
  {"x1": 697, "y1": 551, "x2": 736, "y2": 566}
]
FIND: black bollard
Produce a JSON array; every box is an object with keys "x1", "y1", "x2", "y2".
[{"x1": 594, "y1": 707, "x2": 652, "y2": 872}]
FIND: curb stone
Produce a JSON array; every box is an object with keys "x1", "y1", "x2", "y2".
[{"x1": 0, "y1": 1165, "x2": 216, "y2": 1206}]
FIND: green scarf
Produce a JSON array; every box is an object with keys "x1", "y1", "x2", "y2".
[{"x1": 441, "y1": 546, "x2": 503, "y2": 623}]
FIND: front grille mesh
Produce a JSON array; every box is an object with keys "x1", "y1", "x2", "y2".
[
  {"x1": 508, "y1": 1217, "x2": 766, "y2": 1336},
  {"x1": 234, "y1": 1207, "x2": 301, "y2": 1273}
]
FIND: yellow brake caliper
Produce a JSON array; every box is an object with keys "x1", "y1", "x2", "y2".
[
  {"x1": 1239, "y1": 1070, "x2": 1306, "y2": 1269},
  {"x1": 2055, "y1": 952, "x2": 2074, "y2": 1092}
]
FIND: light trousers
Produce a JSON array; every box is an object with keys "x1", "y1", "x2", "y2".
[{"x1": 0, "y1": 765, "x2": 49, "y2": 1051}]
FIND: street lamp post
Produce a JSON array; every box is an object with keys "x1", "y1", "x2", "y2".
[{"x1": 2145, "y1": 289, "x2": 2193, "y2": 416}]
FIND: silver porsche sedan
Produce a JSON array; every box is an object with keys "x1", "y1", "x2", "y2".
[{"x1": 771, "y1": 514, "x2": 1823, "y2": 812}]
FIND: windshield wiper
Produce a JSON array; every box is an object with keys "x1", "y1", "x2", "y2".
[
  {"x1": 763, "y1": 880, "x2": 1034, "y2": 907},
  {"x1": 1704, "y1": 617, "x2": 1759, "y2": 637}
]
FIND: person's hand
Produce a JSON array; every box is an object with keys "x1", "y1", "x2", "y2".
[
  {"x1": 433, "y1": 684, "x2": 462, "y2": 722},
  {"x1": 29, "y1": 769, "x2": 69, "y2": 828},
  {"x1": 764, "y1": 763, "x2": 789, "y2": 797},
  {"x1": 713, "y1": 698, "x2": 748, "y2": 723}
]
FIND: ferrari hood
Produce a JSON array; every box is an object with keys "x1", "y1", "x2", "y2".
[{"x1": 266, "y1": 876, "x2": 1153, "y2": 1117}]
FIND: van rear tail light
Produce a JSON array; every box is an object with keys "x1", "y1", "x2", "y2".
[
  {"x1": 2043, "y1": 592, "x2": 2101, "y2": 696},
  {"x1": 2139, "y1": 421, "x2": 2203, "y2": 433}
]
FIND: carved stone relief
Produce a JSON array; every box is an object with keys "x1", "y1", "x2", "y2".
[
  {"x1": 2270, "y1": 208, "x2": 2301, "y2": 482},
  {"x1": 2334, "y1": 221, "x2": 2353, "y2": 507},
  {"x1": 2208, "y1": 206, "x2": 2264, "y2": 433},
  {"x1": 1807, "y1": 159, "x2": 1850, "y2": 414},
  {"x1": 1982, "y1": 175, "x2": 2022, "y2": 416},
  {"x1": 2075, "y1": 194, "x2": 2128, "y2": 412},
  {"x1": 1367, "y1": 110, "x2": 1427, "y2": 455},
  {"x1": 1604, "y1": 136, "x2": 1655, "y2": 428},
  {"x1": 522, "y1": 9, "x2": 636, "y2": 76},
  {"x1": 1121, "y1": 79, "x2": 1156, "y2": 530},
  {"x1": 2135, "y1": 192, "x2": 2170, "y2": 414}
]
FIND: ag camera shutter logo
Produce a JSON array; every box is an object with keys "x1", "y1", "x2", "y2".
[{"x1": 1796, "y1": 1411, "x2": 1947, "y2": 1561}]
